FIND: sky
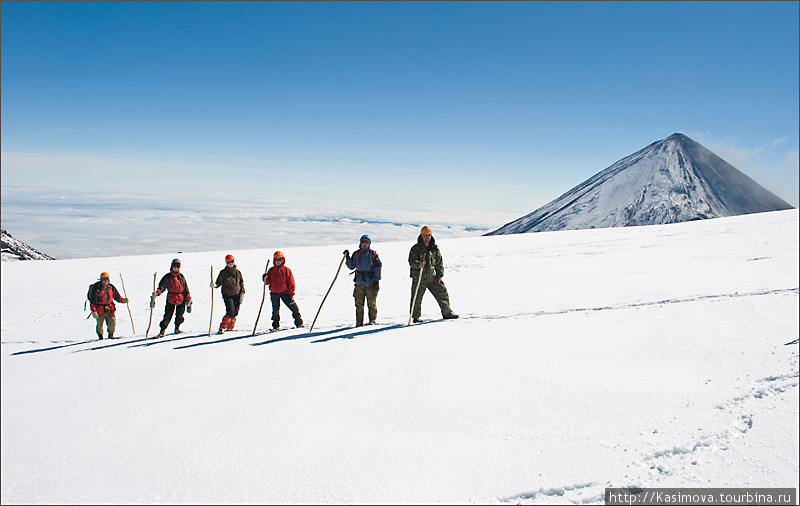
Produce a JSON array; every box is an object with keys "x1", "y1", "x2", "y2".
[{"x1": 1, "y1": 1, "x2": 798, "y2": 217}]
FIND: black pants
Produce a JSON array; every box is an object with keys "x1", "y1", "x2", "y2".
[
  {"x1": 160, "y1": 302, "x2": 185, "y2": 331},
  {"x1": 271, "y1": 292, "x2": 302, "y2": 328},
  {"x1": 223, "y1": 293, "x2": 241, "y2": 318}
]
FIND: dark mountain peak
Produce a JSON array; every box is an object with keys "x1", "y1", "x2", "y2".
[
  {"x1": 1, "y1": 230, "x2": 55, "y2": 261},
  {"x1": 487, "y1": 134, "x2": 793, "y2": 236}
]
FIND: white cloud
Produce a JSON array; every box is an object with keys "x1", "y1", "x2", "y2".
[{"x1": 0, "y1": 187, "x2": 519, "y2": 260}]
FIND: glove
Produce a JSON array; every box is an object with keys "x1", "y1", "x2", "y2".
[
  {"x1": 150, "y1": 293, "x2": 156, "y2": 309},
  {"x1": 91, "y1": 311, "x2": 99, "y2": 319},
  {"x1": 155, "y1": 289, "x2": 161, "y2": 296},
  {"x1": 121, "y1": 298, "x2": 129, "y2": 304},
  {"x1": 186, "y1": 300, "x2": 192, "y2": 313},
  {"x1": 262, "y1": 273, "x2": 267, "y2": 282},
  {"x1": 210, "y1": 281, "x2": 216, "y2": 288},
  {"x1": 343, "y1": 249, "x2": 349, "y2": 257},
  {"x1": 239, "y1": 293, "x2": 245, "y2": 305}
]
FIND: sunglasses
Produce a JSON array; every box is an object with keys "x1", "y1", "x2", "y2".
[
  {"x1": 274, "y1": 258, "x2": 284, "y2": 262},
  {"x1": 226, "y1": 261, "x2": 234, "y2": 264}
]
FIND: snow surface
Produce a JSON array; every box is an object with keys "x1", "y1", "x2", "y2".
[{"x1": 2, "y1": 209, "x2": 798, "y2": 504}]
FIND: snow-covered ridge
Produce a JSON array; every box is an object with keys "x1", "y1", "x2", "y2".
[
  {"x1": 488, "y1": 133, "x2": 794, "y2": 235},
  {"x1": 1, "y1": 229, "x2": 54, "y2": 262}
]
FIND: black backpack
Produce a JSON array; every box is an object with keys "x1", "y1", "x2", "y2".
[{"x1": 87, "y1": 282, "x2": 98, "y2": 305}]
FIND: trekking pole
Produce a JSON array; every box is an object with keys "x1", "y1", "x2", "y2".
[
  {"x1": 408, "y1": 259, "x2": 425, "y2": 326},
  {"x1": 119, "y1": 273, "x2": 135, "y2": 334},
  {"x1": 309, "y1": 253, "x2": 347, "y2": 332},
  {"x1": 208, "y1": 266, "x2": 214, "y2": 337},
  {"x1": 145, "y1": 272, "x2": 157, "y2": 339},
  {"x1": 252, "y1": 260, "x2": 270, "y2": 336}
]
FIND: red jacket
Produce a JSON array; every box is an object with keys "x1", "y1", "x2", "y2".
[
  {"x1": 265, "y1": 264, "x2": 295, "y2": 295},
  {"x1": 156, "y1": 271, "x2": 191, "y2": 306},
  {"x1": 89, "y1": 283, "x2": 123, "y2": 316}
]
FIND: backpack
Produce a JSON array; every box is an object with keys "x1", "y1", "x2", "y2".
[
  {"x1": 87, "y1": 282, "x2": 99, "y2": 304},
  {"x1": 351, "y1": 249, "x2": 381, "y2": 279}
]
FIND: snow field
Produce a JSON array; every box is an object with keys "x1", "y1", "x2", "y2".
[{"x1": 1, "y1": 209, "x2": 797, "y2": 504}]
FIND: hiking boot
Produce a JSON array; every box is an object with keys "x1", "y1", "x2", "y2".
[
  {"x1": 108, "y1": 333, "x2": 115, "y2": 339},
  {"x1": 174, "y1": 328, "x2": 183, "y2": 334},
  {"x1": 413, "y1": 318, "x2": 423, "y2": 324},
  {"x1": 355, "y1": 322, "x2": 364, "y2": 327},
  {"x1": 368, "y1": 320, "x2": 376, "y2": 325},
  {"x1": 98, "y1": 335, "x2": 104, "y2": 340},
  {"x1": 443, "y1": 313, "x2": 459, "y2": 320},
  {"x1": 296, "y1": 323, "x2": 304, "y2": 328},
  {"x1": 217, "y1": 329, "x2": 224, "y2": 335},
  {"x1": 156, "y1": 331, "x2": 165, "y2": 338},
  {"x1": 271, "y1": 326, "x2": 280, "y2": 332}
]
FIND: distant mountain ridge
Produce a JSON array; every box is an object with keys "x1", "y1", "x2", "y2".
[
  {"x1": 487, "y1": 133, "x2": 793, "y2": 235},
  {"x1": 1, "y1": 230, "x2": 55, "y2": 261}
]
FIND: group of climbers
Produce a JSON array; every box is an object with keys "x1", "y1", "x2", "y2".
[{"x1": 87, "y1": 226, "x2": 457, "y2": 339}]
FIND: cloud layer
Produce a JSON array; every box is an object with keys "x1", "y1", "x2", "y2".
[{"x1": 0, "y1": 187, "x2": 517, "y2": 260}]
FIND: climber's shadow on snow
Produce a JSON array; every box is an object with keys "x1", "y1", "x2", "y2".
[
  {"x1": 11, "y1": 340, "x2": 97, "y2": 355},
  {"x1": 175, "y1": 332, "x2": 253, "y2": 349},
  {"x1": 127, "y1": 333, "x2": 203, "y2": 348},
  {"x1": 250, "y1": 327, "x2": 344, "y2": 346},
  {"x1": 311, "y1": 323, "x2": 406, "y2": 343}
]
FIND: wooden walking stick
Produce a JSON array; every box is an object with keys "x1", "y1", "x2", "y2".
[
  {"x1": 119, "y1": 273, "x2": 135, "y2": 334},
  {"x1": 408, "y1": 259, "x2": 425, "y2": 326},
  {"x1": 145, "y1": 272, "x2": 157, "y2": 339},
  {"x1": 252, "y1": 260, "x2": 270, "y2": 336},
  {"x1": 209, "y1": 266, "x2": 214, "y2": 337},
  {"x1": 309, "y1": 253, "x2": 347, "y2": 332}
]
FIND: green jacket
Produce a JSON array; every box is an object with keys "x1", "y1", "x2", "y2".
[{"x1": 408, "y1": 235, "x2": 444, "y2": 279}]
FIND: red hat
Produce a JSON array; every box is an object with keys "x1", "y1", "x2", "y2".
[
  {"x1": 273, "y1": 251, "x2": 284, "y2": 259},
  {"x1": 100, "y1": 272, "x2": 110, "y2": 279},
  {"x1": 225, "y1": 254, "x2": 234, "y2": 263},
  {"x1": 421, "y1": 226, "x2": 432, "y2": 235}
]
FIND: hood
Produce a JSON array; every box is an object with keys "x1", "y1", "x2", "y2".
[{"x1": 417, "y1": 235, "x2": 437, "y2": 249}]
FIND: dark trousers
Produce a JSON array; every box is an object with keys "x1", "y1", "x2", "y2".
[
  {"x1": 160, "y1": 302, "x2": 186, "y2": 331},
  {"x1": 223, "y1": 293, "x2": 241, "y2": 318},
  {"x1": 271, "y1": 292, "x2": 302, "y2": 328},
  {"x1": 219, "y1": 293, "x2": 241, "y2": 330},
  {"x1": 354, "y1": 282, "x2": 379, "y2": 324}
]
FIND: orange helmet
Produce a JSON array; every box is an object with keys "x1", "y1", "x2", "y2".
[
  {"x1": 421, "y1": 226, "x2": 432, "y2": 235},
  {"x1": 225, "y1": 254, "x2": 235, "y2": 263},
  {"x1": 273, "y1": 251, "x2": 284, "y2": 260},
  {"x1": 100, "y1": 272, "x2": 110, "y2": 279}
]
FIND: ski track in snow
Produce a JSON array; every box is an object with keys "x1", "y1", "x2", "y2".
[
  {"x1": 3, "y1": 288, "x2": 796, "y2": 348},
  {"x1": 501, "y1": 367, "x2": 799, "y2": 505}
]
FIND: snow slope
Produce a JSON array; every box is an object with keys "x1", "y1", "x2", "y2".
[
  {"x1": 2, "y1": 210, "x2": 798, "y2": 504},
  {"x1": 488, "y1": 134, "x2": 794, "y2": 235}
]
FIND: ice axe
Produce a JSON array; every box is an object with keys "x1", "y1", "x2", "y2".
[
  {"x1": 119, "y1": 273, "x2": 135, "y2": 334},
  {"x1": 252, "y1": 260, "x2": 270, "y2": 336},
  {"x1": 145, "y1": 272, "x2": 157, "y2": 339},
  {"x1": 309, "y1": 253, "x2": 347, "y2": 332},
  {"x1": 408, "y1": 258, "x2": 425, "y2": 326}
]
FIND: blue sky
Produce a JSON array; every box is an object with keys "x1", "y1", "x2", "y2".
[{"x1": 2, "y1": 1, "x2": 798, "y2": 213}]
